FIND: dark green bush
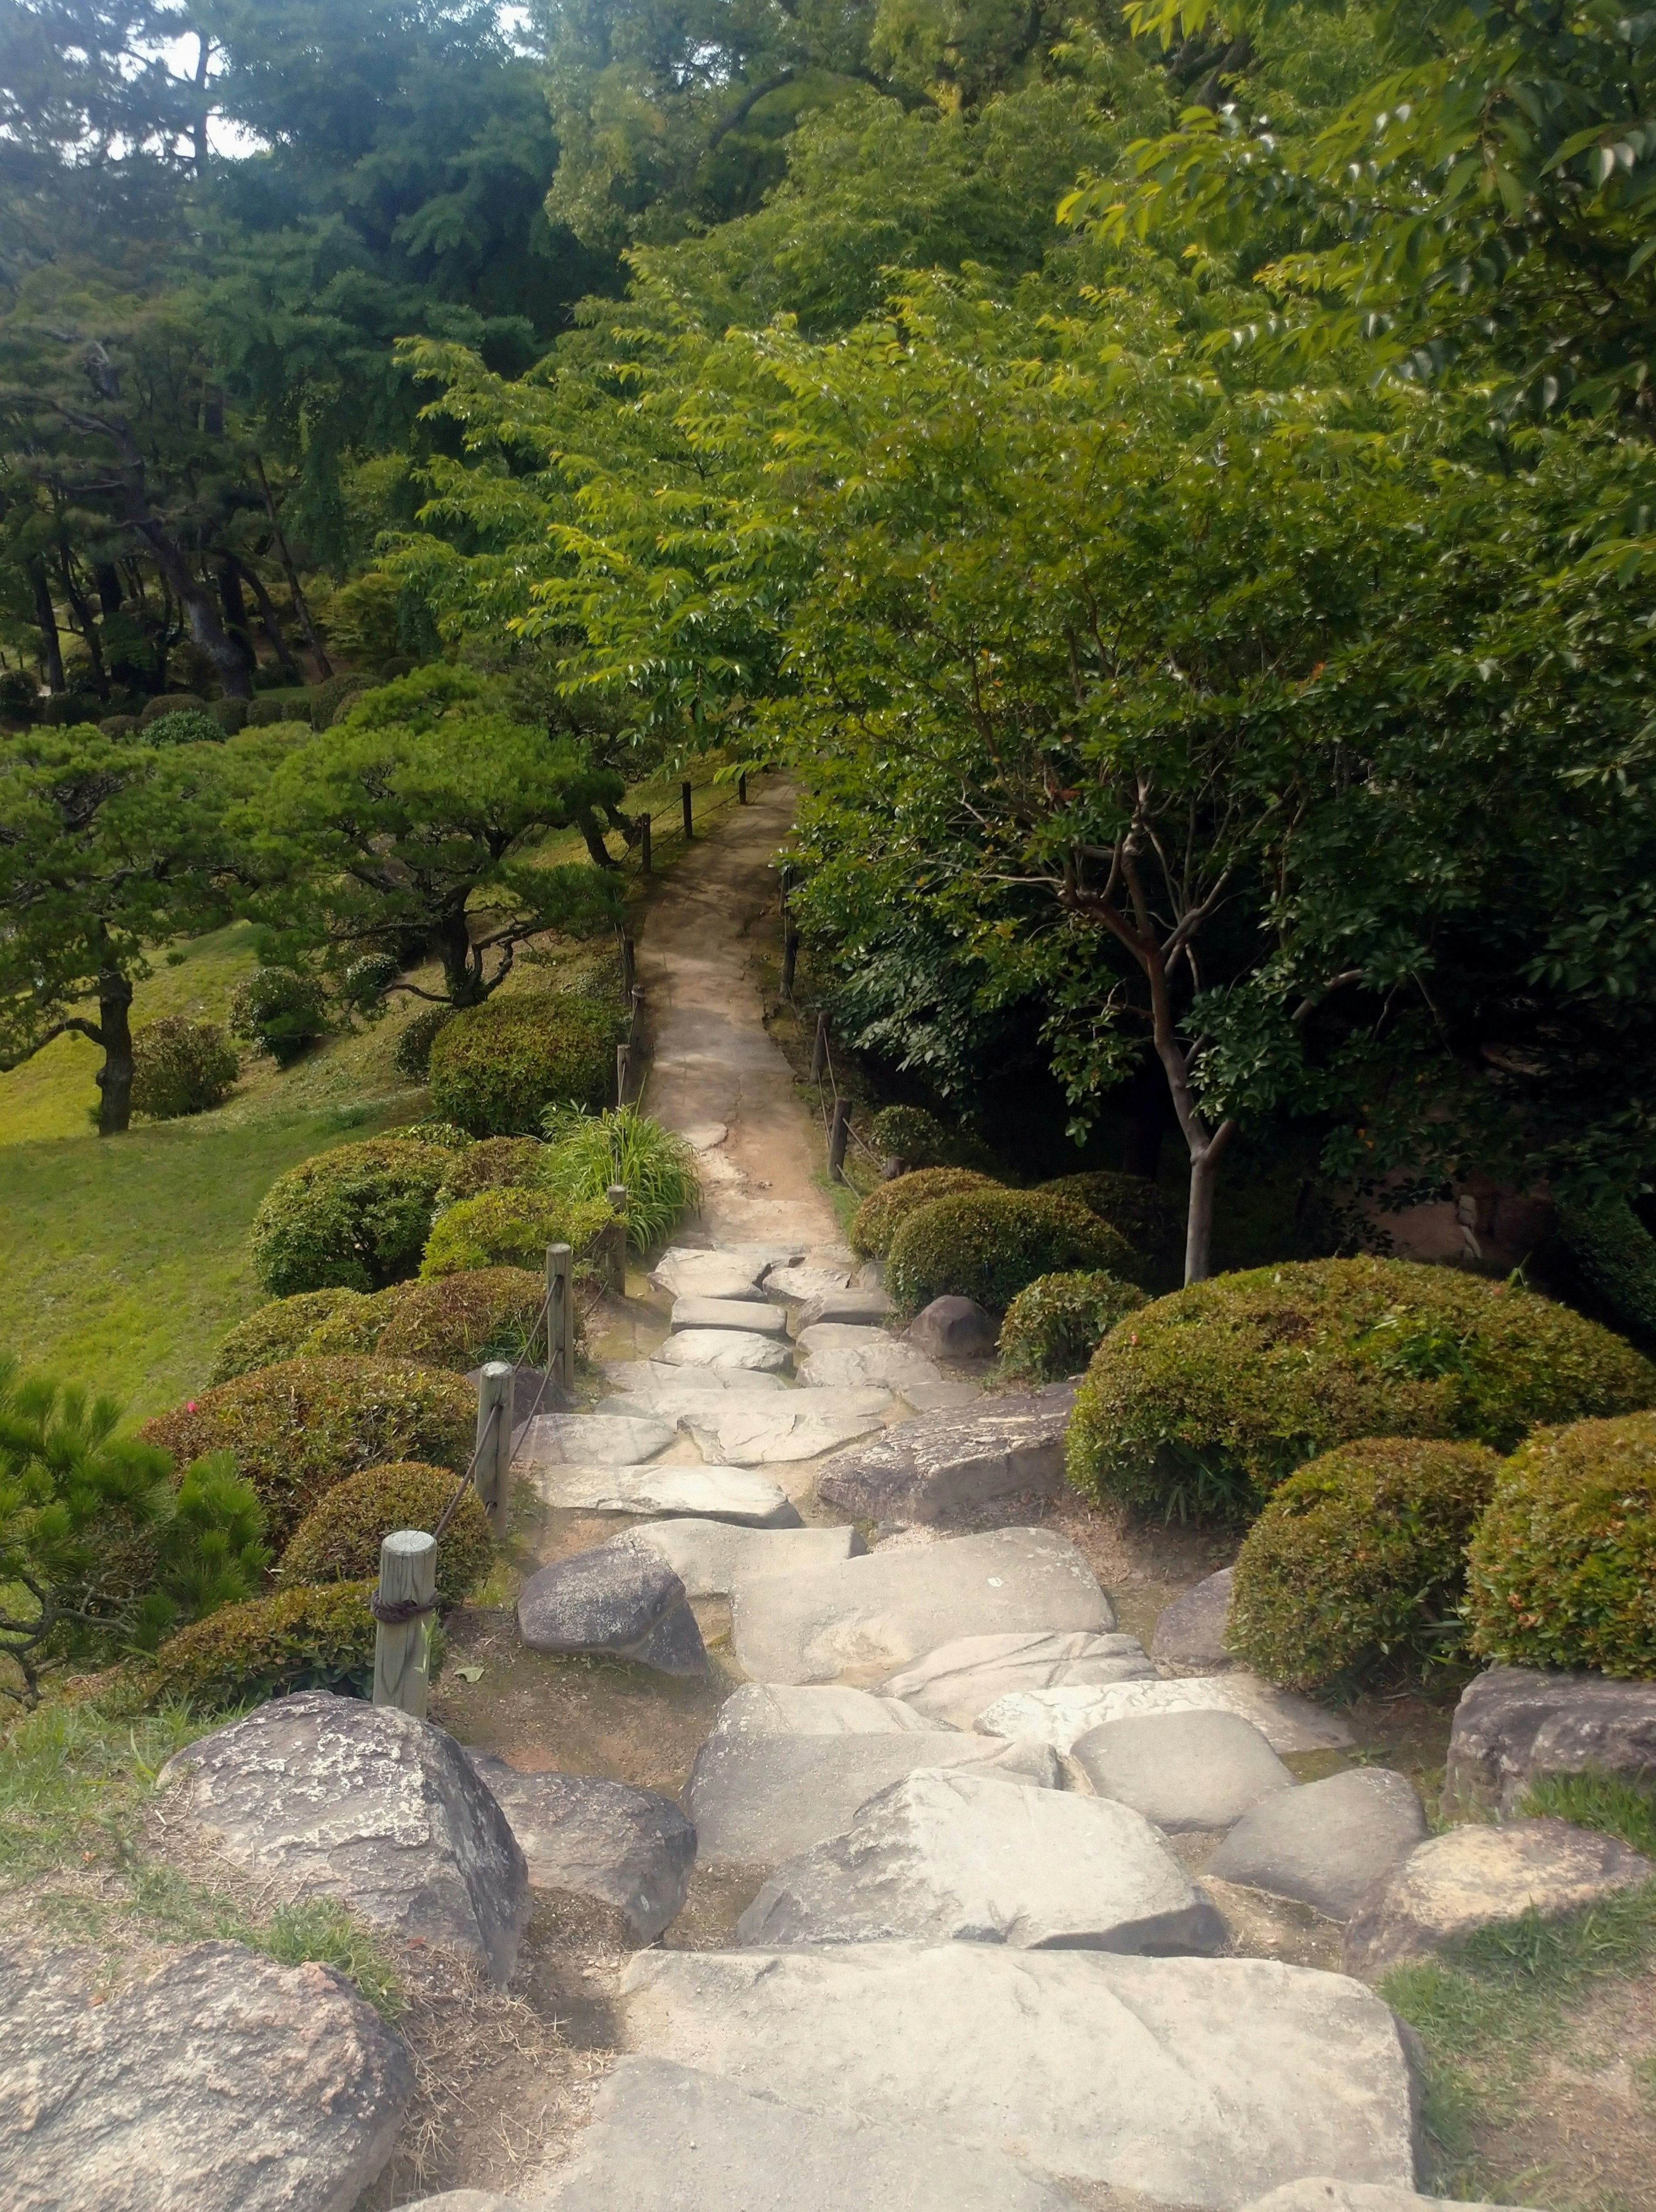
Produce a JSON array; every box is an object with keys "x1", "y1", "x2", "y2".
[
  {"x1": 210, "y1": 1290, "x2": 365, "y2": 1384},
  {"x1": 144, "y1": 707, "x2": 225, "y2": 747},
  {"x1": 311, "y1": 671, "x2": 372, "y2": 729},
  {"x1": 1228, "y1": 1437, "x2": 1503, "y2": 1690},
  {"x1": 248, "y1": 1138, "x2": 453, "y2": 1296},
  {"x1": 340, "y1": 952, "x2": 401, "y2": 1013},
  {"x1": 229, "y1": 967, "x2": 330, "y2": 1066},
  {"x1": 869, "y1": 1105, "x2": 954, "y2": 1167},
  {"x1": 98, "y1": 713, "x2": 140, "y2": 738},
  {"x1": 140, "y1": 1355, "x2": 475, "y2": 1547},
  {"x1": 427, "y1": 994, "x2": 616, "y2": 1136},
  {"x1": 888, "y1": 1189, "x2": 1133, "y2": 1316},
  {"x1": 394, "y1": 1005, "x2": 455, "y2": 1079},
  {"x1": 279, "y1": 1461, "x2": 492, "y2": 1610},
  {"x1": 209, "y1": 697, "x2": 248, "y2": 736},
  {"x1": 378, "y1": 1267, "x2": 546, "y2": 1368},
  {"x1": 1556, "y1": 1194, "x2": 1656, "y2": 1339},
  {"x1": 419, "y1": 1186, "x2": 611, "y2": 1277},
  {"x1": 1039, "y1": 1172, "x2": 1181, "y2": 1285},
  {"x1": 434, "y1": 1136, "x2": 545, "y2": 1209},
  {"x1": 246, "y1": 694, "x2": 314, "y2": 727},
  {"x1": 847, "y1": 1167, "x2": 995, "y2": 1259},
  {"x1": 139, "y1": 690, "x2": 206, "y2": 724},
  {"x1": 1066, "y1": 1258, "x2": 1656, "y2": 1522},
  {"x1": 1467, "y1": 1412, "x2": 1656, "y2": 1677},
  {"x1": 998, "y1": 1270, "x2": 1148, "y2": 1384},
  {"x1": 137, "y1": 1580, "x2": 376, "y2": 1710},
  {"x1": 129, "y1": 1017, "x2": 239, "y2": 1120}
]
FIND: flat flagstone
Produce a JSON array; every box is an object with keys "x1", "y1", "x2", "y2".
[
  {"x1": 731, "y1": 1527, "x2": 1113, "y2": 1685},
  {"x1": 977, "y1": 1671, "x2": 1353, "y2": 1755},
  {"x1": 883, "y1": 1629, "x2": 1157, "y2": 1731},
  {"x1": 707, "y1": 1682, "x2": 948, "y2": 1741},
  {"x1": 682, "y1": 1390, "x2": 894, "y2": 1467},
  {"x1": 533, "y1": 1464, "x2": 801, "y2": 1528},
  {"x1": 765, "y1": 1264, "x2": 854, "y2": 1302},
  {"x1": 649, "y1": 1248, "x2": 768, "y2": 1300},
  {"x1": 796, "y1": 1286, "x2": 895, "y2": 1330},
  {"x1": 815, "y1": 1387, "x2": 1076, "y2": 1524},
  {"x1": 737, "y1": 1768, "x2": 1226, "y2": 1953},
  {"x1": 627, "y1": 1519, "x2": 864, "y2": 1597},
  {"x1": 516, "y1": 1412, "x2": 674, "y2": 1468},
  {"x1": 617, "y1": 1944, "x2": 1423, "y2": 2206},
  {"x1": 602, "y1": 1359, "x2": 787, "y2": 1397},
  {"x1": 654, "y1": 1328, "x2": 792, "y2": 1374},
  {"x1": 669, "y1": 1296, "x2": 790, "y2": 1337},
  {"x1": 795, "y1": 1324, "x2": 946, "y2": 1395}
]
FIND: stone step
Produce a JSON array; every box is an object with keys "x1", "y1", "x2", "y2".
[
  {"x1": 795, "y1": 1323, "x2": 945, "y2": 1395},
  {"x1": 466, "y1": 1755, "x2": 694, "y2": 1942},
  {"x1": 649, "y1": 1248, "x2": 770, "y2": 1300},
  {"x1": 815, "y1": 1386, "x2": 1075, "y2": 1524},
  {"x1": 681, "y1": 1389, "x2": 893, "y2": 1468},
  {"x1": 976, "y1": 1671, "x2": 1355, "y2": 1756},
  {"x1": 881, "y1": 1630, "x2": 1155, "y2": 1731},
  {"x1": 530, "y1": 1463, "x2": 800, "y2": 1528},
  {"x1": 626, "y1": 1518, "x2": 864, "y2": 1596},
  {"x1": 655, "y1": 1327, "x2": 792, "y2": 1374},
  {"x1": 669, "y1": 1296, "x2": 790, "y2": 1337},
  {"x1": 515, "y1": 1412, "x2": 674, "y2": 1470}
]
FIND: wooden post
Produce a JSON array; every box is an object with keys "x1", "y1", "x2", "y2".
[
  {"x1": 681, "y1": 779, "x2": 693, "y2": 838},
  {"x1": 373, "y1": 1529, "x2": 436, "y2": 1718},
  {"x1": 474, "y1": 1359, "x2": 514, "y2": 1538},
  {"x1": 620, "y1": 933, "x2": 635, "y2": 994},
  {"x1": 828, "y1": 1097, "x2": 850, "y2": 1183},
  {"x1": 605, "y1": 1182, "x2": 628, "y2": 1293},
  {"x1": 639, "y1": 816, "x2": 652, "y2": 875},
  {"x1": 811, "y1": 1010, "x2": 829, "y2": 1083},
  {"x1": 781, "y1": 910, "x2": 798, "y2": 999},
  {"x1": 737, "y1": 771, "x2": 748, "y2": 804},
  {"x1": 546, "y1": 1242, "x2": 573, "y2": 1395},
  {"x1": 616, "y1": 1039, "x2": 631, "y2": 1105},
  {"x1": 630, "y1": 984, "x2": 644, "y2": 1034}
]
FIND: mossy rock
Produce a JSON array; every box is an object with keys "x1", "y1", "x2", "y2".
[
  {"x1": 427, "y1": 994, "x2": 617, "y2": 1137},
  {"x1": 847, "y1": 1168, "x2": 995, "y2": 1260},
  {"x1": 1229, "y1": 1437, "x2": 1503, "y2": 1691},
  {"x1": 137, "y1": 1581, "x2": 376, "y2": 1711},
  {"x1": 210, "y1": 1290, "x2": 366, "y2": 1384},
  {"x1": 278, "y1": 1461, "x2": 492, "y2": 1611},
  {"x1": 1066, "y1": 1258, "x2": 1656, "y2": 1522},
  {"x1": 997, "y1": 1270, "x2": 1148, "y2": 1385},
  {"x1": 1467, "y1": 1411, "x2": 1656, "y2": 1678},
  {"x1": 887, "y1": 1188, "x2": 1133, "y2": 1317},
  {"x1": 248, "y1": 1138, "x2": 454, "y2": 1296}
]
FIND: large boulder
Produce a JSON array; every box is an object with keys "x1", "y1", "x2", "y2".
[
  {"x1": 1, "y1": 1939, "x2": 412, "y2": 2212},
  {"x1": 907, "y1": 1295, "x2": 998, "y2": 1359},
  {"x1": 978, "y1": 1670, "x2": 1353, "y2": 1754},
  {"x1": 517, "y1": 1540, "x2": 706, "y2": 1676},
  {"x1": 1072, "y1": 1710, "x2": 1294, "y2": 1834},
  {"x1": 1208, "y1": 1769, "x2": 1428, "y2": 1920},
  {"x1": 736, "y1": 1768, "x2": 1226, "y2": 1953},
  {"x1": 682, "y1": 1389, "x2": 893, "y2": 1465},
  {"x1": 155, "y1": 1691, "x2": 528, "y2": 1982},
  {"x1": 467, "y1": 1754, "x2": 695, "y2": 1942},
  {"x1": 795, "y1": 1323, "x2": 946, "y2": 1396},
  {"x1": 882, "y1": 1628, "x2": 1154, "y2": 1730},
  {"x1": 1344, "y1": 1818, "x2": 1654, "y2": 1978},
  {"x1": 533, "y1": 2056, "x2": 1076, "y2": 2212},
  {"x1": 618, "y1": 1945, "x2": 1423, "y2": 2207},
  {"x1": 1153, "y1": 1567, "x2": 1237, "y2": 1674},
  {"x1": 533, "y1": 1462, "x2": 800, "y2": 1528},
  {"x1": 815, "y1": 1387, "x2": 1076, "y2": 1524},
  {"x1": 731, "y1": 1527, "x2": 1113, "y2": 1685},
  {"x1": 655, "y1": 1328, "x2": 792, "y2": 1374},
  {"x1": 1443, "y1": 1665, "x2": 1656, "y2": 1816},
  {"x1": 625, "y1": 1518, "x2": 862, "y2": 1597}
]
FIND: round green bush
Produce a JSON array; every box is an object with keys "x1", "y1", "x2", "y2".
[
  {"x1": 249, "y1": 1138, "x2": 453, "y2": 1296},
  {"x1": 210, "y1": 1289, "x2": 366, "y2": 1384},
  {"x1": 138, "y1": 1580, "x2": 376, "y2": 1711},
  {"x1": 888, "y1": 1189, "x2": 1133, "y2": 1316},
  {"x1": 998, "y1": 1271, "x2": 1148, "y2": 1384},
  {"x1": 98, "y1": 713, "x2": 140, "y2": 739},
  {"x1": 1066, "y1": 1258, "x2": 1656, "y2": 1522},
  {"x1": 140, "y1": 1355, "x2": 475, "y2": 1547},
  {"x1": 869, "y1": 1105, "x2": 954, "y2": 1167},
  {"x1": 139, "y1": 690, "x2": 207, "y2": 725},
  {"x1": 376, "y1": 1267, "x2": 547, "y2": 1369},
  {"x1": 245, "y1": 694, "x2": 314, "y2": 727},
  {"x1": 394, "y1": 1005, "x2": 455, "y2": 1079},
  {"x1": 1228, "y1": 1437, "x2": 1504, "y2": 1690},
  {"x1": 129, "y1": 1017, "x2": 239, "y2": 1120},
  {"x1": 312, "y1": 671, "x2": 372, "y2": 729},
  {"x1": 1039, "y1": 1172, "x2": 1181, "y2": 1284},
  {"x1": 427, "y1": 995, "x2": 616, "y2": 1136},
  {"x1": 847, "y1": 1168, "x2": 995, "y2": 1259},
  {"x1": 143, "y1": 707, "x2": 225, "y2": 747},
  {"x1": 278, "y1": 1461, "x2": 492, "y2": 1610},
  {"x1": 419, "y1": 1186, "x2": 612, "y2": 1278},
  {"x1": 230, "y1": 967, "x2": 330, "y2": 1066},
  {"x1": 303, "y1": 1286, "x2": 403, "y2": 1356},
  {"x1": 434, "y1": 1136, "x2": 545, "y2": 1210},
  {"x1": 1467, "y1": 1412, "x2": 1656, "y2": 1677}
]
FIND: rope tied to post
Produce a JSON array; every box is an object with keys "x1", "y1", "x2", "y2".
[{"x1": 367, "y1": 1591, "x2": 439, "y2": 1624}]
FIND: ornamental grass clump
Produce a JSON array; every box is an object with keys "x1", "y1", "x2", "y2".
[
  {"x1": 1066, "y1": 1258, "x2": 1656, "y2": 1523},
  {"x1": 847, "y1": 1167, "x2": 995, "y2": 1259},
  {"x1": 249, "y1": 1138, "x2": 453, "y2": 1296},
  {"x1": 427, "y1": 993, "x2": 616, "y2": 1135},
  {"x1": 1228, "y1": 1437, "x2": 1503, "y2": 1691},
  {"x1": 887, "y1": 1188, "x2": 1133, "y2": 1316},
  {"x1": 998, "y1": 1270, "x2": 1148, "y2": 1384},
  {"x1": 278, "y1": 1461, "x2": 492, "y2": 1610},
  {"x1": 135, "y1": 1580, "x2": 376, "y2": 1711},
  {"x1": 1467, "y1": 1411, "x2": 1656, "y2": 1677},
  {"x1": 210, "y1": 1290, "x2": 365, "y2": 1384},
  {"x1": 541, "y1": 1106, "x2": 701, "y2": 1250}
]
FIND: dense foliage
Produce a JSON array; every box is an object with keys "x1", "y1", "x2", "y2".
[
  {"x1": 248, "y1": 1138, "x2": 454, "y2": 1296},
  {"x1": 847, "y1": 1167, "x2": 995, "y2": 1259},
  {"x1": 210, "y1": 1289, "x2": 366, "y2": 1384},
  {"x1": 998, "y1": 1269, "x2": 1148, "y2": 1384},
  {"x1": 278, "y1": 1461, "x2": 492, "y2": 1611},
  {"x1": 427, "y1": 992, "x2": 618, "y2": 1134},
  {"x1": 541, "y1": 1106, "x2": 702, "y2": 1250},
  {"x1": 136, "y1": 1581, "x2": 378, "y2": 1712},
  {"x1": 886, "y1": 1187, "x2": 1135, "y2": 1315},
  {"x1": 418, "y1": 1184, "x2": 611, "y2": 1276},
  {"x1": 128, "y1": 1016, "x2": 239, "y2": 1120}
]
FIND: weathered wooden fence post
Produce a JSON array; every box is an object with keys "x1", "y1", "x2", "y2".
[
  {"x1": 372, "y1": 1529, "x2": 436, "y2": 1717},
  {"x1": 616, "y1": 1039, "x2": 631, "y2": 1105},
  {"x1": 737, "y1": 771, "x2": 748, "y2": 804},
  {"x1": 810, "y1": 1010, "x2": 829, "y2": 1084},
  {"x1": 605, "y1": 1182, "x2": 629, "y2": 1292},
  {"x1": 546, "y1": 1242, "x2": 573, "y2": 1395},
  {"x1": 639, "y1": 815, "x2": 652, "y2": 875},
  {"x1": 828, "y1": 1097, "x2": 850, "y2": 1183},
  {"x1": 781, "y1": 909, "x2": 798, "y2": 999},
  {"x1": 681, "y1": 779, "x2": 693, "y2": 839},
  {"x1": 619, "y1": 932, "x2": 635, "y2": 995},
  {"x1": 474, "y1": 1359, "x2": 514, "y2": 1537}
]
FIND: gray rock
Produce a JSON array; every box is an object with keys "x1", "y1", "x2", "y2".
[
  {"x1": 626, "y1": 1518, "x2": 864, "y2": 1597},
  {"x1": 1153, "y1": 1567, "x2": 1236, "y2": 1673},
  {"x1": 856, "y1": 1257, "x2": 886, "y2": 1289},
  {"x1": 517, "y1": 1412, "x2": 674, "y2": 1468},
  {"x1": 649, "y1": 1248, "x2": 767, "y2": 1300},
  {"x1": 1444, "y1": 1663, "x2": 1656, "y2": 1816},
  {"x1": 686, "y1": 1728, "x2": 1059, "y2": 1867},
  {"x1": 534, "y1": 1462, "x2": 801, "y2": 1527},
  {"x1": 0, "y1": 1939, "x2": 411, "y2": 2212},
  {"x1": 1071, "y1": 1710, "x2": 1295, "y2": 1834},
  {"x1": 1344, "y1": 1817, "x2": 1655, "y2": 1978},
  {"x1": 467, "y1": 1754, "x2": 695, "y2": 1942},
  {"x1": 517, "y1": 1540, "x2": 706, "y2": 1677},
  {"x1": 795, "y1": 1323, "x2": 946, "y2": 1394},
  {"x1": 683, "y1": 1388, "x2": 893, "y2": 1466},
  {"x1": 899, "y1": 1378, "x2": 988, "y2": 1411},
  {"x1": 908, "y1": 1295, "x2": 998, "y2": 1359},
  {"x1": 796, "y1": 1285, "x2": 894, "y2": 1330},
  {"x1": 1209, "y1": 1768, "x2": 1428, "y2": 1920},
  {"x1": 655, "y1": 1327, "x2": 792, "y2": 1373},
  {"x1": 155, "y1": 1691, "x2": 528, "y2": 1981},
  {"x1": 815, "y1": 1386, "x2": 1077, "y2": 1523},
  {"x1": 600, "y1": 1358, "x2": 787, "y2": 1403},
  {"x1": 883, "y1": 1629, "x2": 1155, "y2": 1730},
  {"x1": 765, "y1": 1263, "x2": 854, "y2": 1302},
  {"x1": 397, "y1": 2197, "x2": 527, "y2": 2212},
  {"x1": 732, "y1": 1526, "x2": 1114, "y2": 1685},
  {"x1": 736, "y1": 1767, "x2": 1225, "y2": 1953},
  {"x1": 979, "y1": 1670, "x2": 1354, "y2": 1754},
  {"x1": 533, "y1": 2056, "x2": 1078, "y2": 2212},
  {"x1": 618, "y1": 1944, "x2": 1423, "y2": 2207},
  {"x1": 670, "y1": 1295, "x2": 790, "y2": 1336},
  {"x1": 709, "y1": 1681, "x2": 948, "y2": 1738},
  {"x1": 1238, "y1": 2185, "x2": 1540, "y2": 2212}
]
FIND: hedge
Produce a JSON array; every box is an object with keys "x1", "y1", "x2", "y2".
[
  {"x1": 210, "y1": 1289, "x2": 365, "y2": 1384},
  {"x1": 427, "y1": 994, "x2": 616, "y2": 1136},
  {"x1": 279, "y1": 1461, "x2": 492, "y2": 1611},
  {"x1": 419, "y1": 1186, "x2": 611, "y2": 1278},
  {"x1": 377, "y1": 1267, "x2": 546, "y2": 1368},
  {"x1": 433, "y1": 1136, "x2": 546, "y2": 1209},
  {"x1": 998, "y1": 1270, "x2": 1148, "y2": 1384},
  {"x1": 847, "y1": 1168, "x2": 995, "y2": 1260},
  {"x1": 887, "y1": 1188, "x2": 1134, "y2": 1316},
  {"x1": 248, "y1": 1138, "x2": 454, "y2": 1296},
  {"x1": 137, "y1": 1580, "x2": 377, "y2": 1710}
]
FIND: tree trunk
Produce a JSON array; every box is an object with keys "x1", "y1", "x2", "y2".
[
  {"x1": 58, "y1": 552, "x2": 110, "y2": 701},
  {"x1": 96, "y1": 564, "x2": 122, "y2": 617},
  {"x1": 1183, "y1": 1135, "x2": 1232, "y2": 1286},
  {"x1": 31, "y1": 564, "x2": 64, "y2": 693},
  {"x1": 133, "y1": 531, "x2": 253, "y2": 697},
  {"x1": 94, "y1": 967, "x2": 135, "y2": 1136},
  {"x1": 251, "y1": 453, "x2": 332, "y2": 678},
  {"x1": 436, "y1": 905, "x2": 481, "y2": 1006},
  {"x1": 214, "y1": 557, "x2": 257, "y2": 689},
  {"x1": 229, "y1": 552, "x2": 304, "y2": 683}
]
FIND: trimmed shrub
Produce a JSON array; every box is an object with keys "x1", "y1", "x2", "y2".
[
  {"x1": 311, "y1": 671, "x2": 372, "y2": 729},
  {"x1": 98, "y1": 713, "x2": 140, "y2": 738},
  {"x1": 1066, "y1": 1258, "x2": 1656, "y2": 1522},
  {"x1": 1228, "y1": 1438, "x2": 1503, "y2": 1690},
  {"x1": 246, "y1": 694, "x2": 314, "y2": 727},
  {"x1": 144, "y1": 707, "x2": 225, "y2": 747},
  {"x1": 376, "y1": 1268, "x2": 547, "y2": 1369},
  {"x1": 869, "y1": 1104, "x2": 954, "y2": 1167},
  {"x1": 427, "y1": 994, "x2": 616, "y2": 1136},
  {"x1": 888, "y1": 1189, "x2": 1134, "y2": 1316},
  {"x1": 434, "y1": 1136, "x2": 545, "y2": 1210},
  {"x1": 304, "y1": 1286, "x2": 404, "y2": 1356},
  {"x1": 129, "y1": 1017, "x2": 239, "y2": 1120},
  {"x1": 420, "y1": 1186, "x2": 611, "y2": 1278},
  {"x1": 1039, "y1": 1172, "x2": 1181, "y2": 1284},
  {"x1": 139, "y1": 690, "x2": 207, "y2": 724},
  {"x1": 279, "y1": 1462, "x2": 492, "y2": 1610},
  {"x1": 209, "y1": 697, "x2": 248, "y2": 736},
  {"x1": 394, "y1": 1004, "x2": 454, "y2": 1079},
  {"x1": 138, "y1": 1580, "x2": 376, "y2": 1710},
  {"x1": 383, "y1": 1119, "x2": 471, "y2": 1151},
  {"x1": 999, "y1": 1271, "x2": 1148, "y2": 1384},
  {"x1": 847, "y1": 1167, "x2": 995, "y2": 1259},
  {"x1": 1467, "y1": 1412, "x2": 1656, "y2": 1677},
  {"x1": 210, "y1": 1289, "x2": 367, "y2": 1384},
  {"x1": 1556, "y1": 1194, "x2": 1656, "y2": 1339},
  {"x1": 341, "y1": 952, "x2": 401, "y2": 1013},
  {"x1": 249, "y1": 1138, "x2": 453, "y2": 1296},
  {"x1": 140, "y1": 1355, "x2": 475, "y2": 1547},
  {"x1": 229, "y1": 966, "x2": 330, "y2": 1066}
]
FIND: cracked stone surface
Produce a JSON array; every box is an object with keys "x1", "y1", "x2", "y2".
[
  {"x1": 882, "y1": 1630, "x2": 1156, "y2": 1732},
  {"x1": 682, "y1": 1390, "x2": 894, "y2": 1467},
  {"x1": 531, "y1": 1462, "x2": 801, "y2": 1527},
  {"x1": 978, "y1": 1672, "x2": 1354, "y2": 1756},
  {"x1": 655, "y1": 1327, "x2": 793, "y2": 1374}
]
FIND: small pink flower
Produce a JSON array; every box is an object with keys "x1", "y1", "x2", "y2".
[{"x1": 185, "y1": 1400, "x2": 198, "y2": 1413}]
